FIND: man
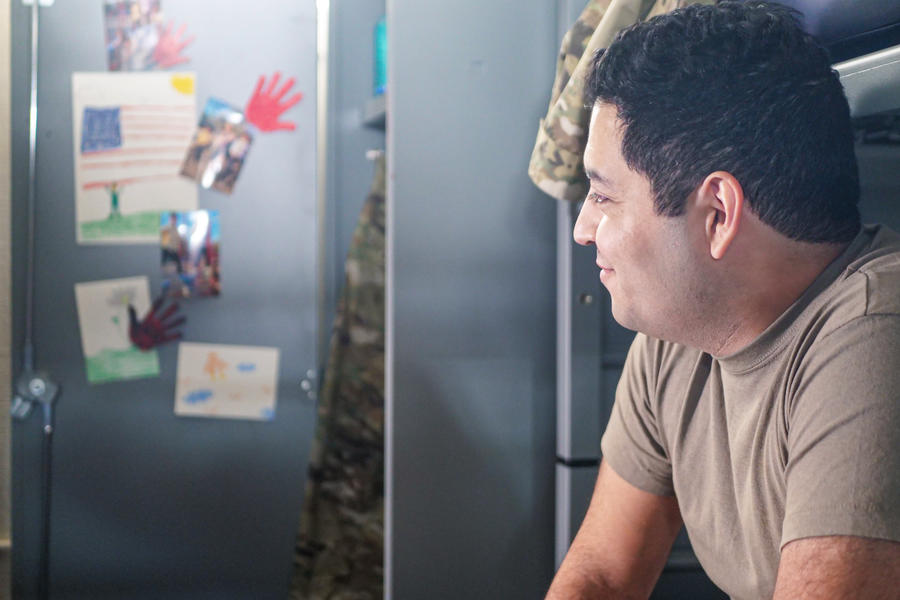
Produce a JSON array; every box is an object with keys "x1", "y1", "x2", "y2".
[{"x1": 547, "y1": 3, "x2": 900, "y2": 599}]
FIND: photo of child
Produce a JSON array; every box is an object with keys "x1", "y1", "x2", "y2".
[
  {"x1": 104, "y1": 0, "x2": 163, "y2": 71},
  {"x1": 160, "y1": 210, "x2": 221, "y2": 299},
  {"x1": 180, "y1": 98, "x2": 254, "y2": 195}
]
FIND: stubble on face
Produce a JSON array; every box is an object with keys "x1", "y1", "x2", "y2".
[{"x1": 581, "y1": 104, "x2": 716, "y2": 346}]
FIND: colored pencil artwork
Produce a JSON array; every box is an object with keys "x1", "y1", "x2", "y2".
[
  {"x1": 74, "y1": 276, "x2": 160, "y2": 384},
  {"x1": 72, "y1": 72, "x2": 198, "y2": 244},
  {"x1": 174, "y1": 342, "x2": 280, "y2": 421}
]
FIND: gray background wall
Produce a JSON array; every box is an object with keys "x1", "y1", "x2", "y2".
[
  {"x1": 387, "y1": 1, "x2": 559, "y2": 597},
  {"x1": 0, "y1": 0, "x2": 11, "y2": 595},
  {"x1": 321, "y1": 0, "x2": 386, "y2": 358}
]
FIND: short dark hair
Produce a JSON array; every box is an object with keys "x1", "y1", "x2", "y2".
[{"x1": 586, "y1": 1, "x2": 860, "y2": 243}]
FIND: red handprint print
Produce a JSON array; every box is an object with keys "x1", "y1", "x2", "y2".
[
  {"x1": 128, "y1": 295, "x2": 186, "y2": 351},
  {"x1": 245, "y1": 72, "x2": 303, "y2": 132},
  {"x1": 152, "y1": 21, "x2": 195, "y2": 69}
]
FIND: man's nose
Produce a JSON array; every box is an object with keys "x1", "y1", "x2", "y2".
[{"x1": 573, "y1": 204, "x2": 596, "y2": 246}]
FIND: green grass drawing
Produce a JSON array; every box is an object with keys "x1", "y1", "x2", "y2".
[
  {"x1": 80, "y1": 211, "x2": 162, "y2": 241},
  {"x1": 86, "y1": 347, "x2": 159, "y2": 384}
]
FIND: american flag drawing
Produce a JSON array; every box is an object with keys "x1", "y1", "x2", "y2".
[{"x1": 79, "y1": 102, "x2": 196, "y2": 191}]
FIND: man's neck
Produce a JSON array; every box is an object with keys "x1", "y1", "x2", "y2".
[{"x1": 705, "y1": 239, "x2": 850, "y2": 358}]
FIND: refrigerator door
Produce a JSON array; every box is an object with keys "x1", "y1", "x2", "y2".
[
  {"x1": 11, "y1": 1, "x2": 318, "y2": 598},
  {"x1": 556, "y1": 200, "x2": 605, "y2": 461},
  {"x1": 555, "y1": 463, "x2": 599, "y2": 568},
  {"x1": 557, "y1": 196, "x2": 636, "y2": 453}
]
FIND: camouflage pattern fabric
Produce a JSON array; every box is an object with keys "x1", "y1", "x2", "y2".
[
  {"x1": 528, "y1": 0, "x2": 715, "y2": 202},
  {"x1": 290, "y1": 154, "x2": 385, "y2": 600}
]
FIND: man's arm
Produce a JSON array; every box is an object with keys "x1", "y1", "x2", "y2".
[
  {"x1": 772, "y1": 535, "x2": 900, "y2": 600},
  {"x1": 774, "y1": 316, "x2": 900, "y2": 599},
  {"x1": 545, "y1": 460, "x2": 683, "y2": 600}
]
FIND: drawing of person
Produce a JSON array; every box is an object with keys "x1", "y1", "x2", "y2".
[
  {"x1": 204, "y1": 352, "x2": 228, "y2": 381},
  {"x1": 105, "y1": 181, "x2": 122, "y2": 219}
]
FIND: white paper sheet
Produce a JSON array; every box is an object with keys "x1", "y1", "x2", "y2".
[
  {"x1": 74, "y1": 276, "x2": 160, "y2": 384},
  {"x1": 72, "y1": 72, "x2": 198, "y2": 244},
  {"x1": 174, "y1": 342, "x2": 280, "y2": 421}
]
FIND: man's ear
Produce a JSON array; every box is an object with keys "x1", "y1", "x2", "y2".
[{"x1": 698, "y1": 171, "x2": 744, "y2": 260}]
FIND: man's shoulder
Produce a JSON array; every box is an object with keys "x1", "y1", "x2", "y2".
[
  {"x1": 845, "y1": 224, "x2": 900, "y2": 317},
  {"x1": 794, "y1": 224, "x2": 900, "y2": 358}
]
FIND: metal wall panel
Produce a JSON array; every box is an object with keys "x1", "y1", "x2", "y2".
[
  {"x1": 0, "y1": 0, "x2": 11, "y2": 595},
  {"x1": 387, "y1": 1, "x2": 558, "y2": 596},
  {"x1": 321, "y1": 0, "x2": 387, "y2": 356}
]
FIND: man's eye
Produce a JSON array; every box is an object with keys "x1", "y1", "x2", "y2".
[{"x1": 587, "y1": 191, "x2": 610, "y2": 204}]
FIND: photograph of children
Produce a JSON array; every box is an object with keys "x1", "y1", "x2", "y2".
[
  {"x1": 180, "y1": 98, "x2": 254, "y2": 195},
  {"x1": 160, "y1": 210, "x2": 221, "y2": 298},
  {"x1": 104, "y1": 0, "x2": 163, "y2": 71}
]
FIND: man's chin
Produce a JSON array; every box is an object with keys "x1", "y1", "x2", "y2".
[{"x1": 608, "y1": 302, "x2": 640, "y2": 334}]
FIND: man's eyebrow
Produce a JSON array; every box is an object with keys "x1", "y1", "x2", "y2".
[{"x1": 585, "y1": 168, "x2": 614, "y2": 188}]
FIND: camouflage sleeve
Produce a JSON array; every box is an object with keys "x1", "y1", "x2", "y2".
[
  {"x1": 528, "y1": 0, "x2": 715, "y2": 203},
  {"x1": 291, "y1": 155, "x2": 386, "y2": 600},
  {"x1": 548, "y1": 0, "x2": 612, "y2": 111}
]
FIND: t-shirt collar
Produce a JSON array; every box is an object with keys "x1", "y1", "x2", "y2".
[{"x1": 716, "y1": 225, "x2": 876, "y2": 374}]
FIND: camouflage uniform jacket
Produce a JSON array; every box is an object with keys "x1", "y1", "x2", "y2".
[
  {"x1": 528, "y1": 0, "x2": 714, "y2": 202},
  {"x1": 291, "y1": 155, "x2": 385, "y2": 600}
]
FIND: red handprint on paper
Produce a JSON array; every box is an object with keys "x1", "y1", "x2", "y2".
[
  {"x1": 152, "y1": 21, "x2": 195, "y2": 69},
  {"x1": 245, "y1": 72, "x2": 303, "y2": 132},
  {"x1": 128, "y1": 295, "x2": 186, "y2": 351}
]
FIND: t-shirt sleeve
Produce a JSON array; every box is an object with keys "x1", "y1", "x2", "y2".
[
  {"x1": 782, "y1": 314, "x2": 900, "y2": 548},
  {"x1": 600, "y1": 333, "x2": 674, "y2": 496}
]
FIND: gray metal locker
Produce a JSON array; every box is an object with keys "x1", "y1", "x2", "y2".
[{"x1": 11, "y1": 2, "x2": 319, "y2": 597}]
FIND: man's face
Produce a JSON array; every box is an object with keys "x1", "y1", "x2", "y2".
[{"x1": 574, "y1": 103, "x2": 707, "y2": 339}]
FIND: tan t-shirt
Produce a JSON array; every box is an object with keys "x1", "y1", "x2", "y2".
[{"x1": 601, "y1": 224, "x2": 900, "y2": 600}]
